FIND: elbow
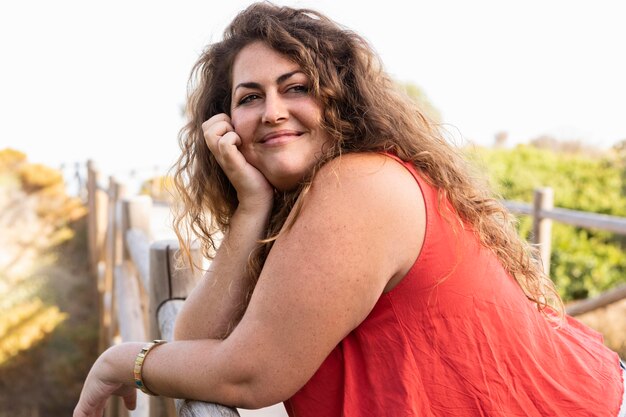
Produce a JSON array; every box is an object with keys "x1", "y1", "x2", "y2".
[
  {"x1": 230, "y1": 364, "x2": 301, "y2": 409},
  {"x1": 211, "y1": 353, "x2": 297, "y2": 409},
  {"x1": 230, "y1": 380, "x2": 293, "y2": 410}
]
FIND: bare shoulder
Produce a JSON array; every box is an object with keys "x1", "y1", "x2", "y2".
[
  {"x1": 315, "y1": 152, "x2": 413, "y2": 183},
  {"x1": 306, "y1": 152, "x2": 425, "y2": 218},
  {"x1": 224, "y1": 152, "x2": 426, "y2": 402}
]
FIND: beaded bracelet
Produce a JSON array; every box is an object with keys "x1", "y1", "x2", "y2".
[{"x1": 133, "y1": 339, "x2": 166, "y2": 396}]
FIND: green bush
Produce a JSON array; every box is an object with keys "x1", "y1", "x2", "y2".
[{"x1": 468, "y1": 144, "x2": 626, "y2": 301}]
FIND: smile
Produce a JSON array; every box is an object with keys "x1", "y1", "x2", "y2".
[{"x1": 258, "y1": 130, "x2": 304, "y2": 145}]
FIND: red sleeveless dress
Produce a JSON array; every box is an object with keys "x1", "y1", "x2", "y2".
[{"x1": 284, "y1": 154, "x2": 623, "y2": 416}]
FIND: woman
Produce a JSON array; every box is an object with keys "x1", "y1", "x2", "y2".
[{"x1": 75, "y1": 3, "x2": 625, "y2": 416}]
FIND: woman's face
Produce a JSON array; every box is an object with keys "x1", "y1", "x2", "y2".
[{"x1": 230, "y1": 41, "x2": 331, "y2": 191}]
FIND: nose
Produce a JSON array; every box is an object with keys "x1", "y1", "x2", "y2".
[{"x1": 261, "y1": 92, "x2": 288, "y2": 124}]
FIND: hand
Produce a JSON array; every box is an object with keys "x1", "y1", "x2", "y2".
[
  {"x1": 203, "y1": 113, "x2": 273, "y2": 213},
  {"x1": 74, "y1": 345, "x2": 138, "y2": 417}
]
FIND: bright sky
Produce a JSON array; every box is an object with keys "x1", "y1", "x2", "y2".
[{"x1": 1, "y1": 0, "x2": 625, "y2": 179}]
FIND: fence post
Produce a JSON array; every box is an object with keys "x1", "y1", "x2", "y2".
[
  {"x1": 120, "y1": 196, "x2": 154, "y2": 260},
  {"x1": 99, "y1": 177, "x2": 127, "y2": 353},
  {"x1": 149, "y1": 241, "x2": 203, "y2": 417},
  {"x1": 532, "y1": 187, "x2": 553, "y2": 276},
  {"x1": 119, "y1": 196, "x2": 154, "y2": 336},
  {"x1": 87, "y1": 160, "x2": 108, "y2": 276}
]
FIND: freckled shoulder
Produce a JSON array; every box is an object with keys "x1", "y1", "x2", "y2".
[
  {"x1": 306, "y1": 152, "x2": 426, "y2": 292},
  {"x1": 229, "y1": 153, "x2": 426, "y2": 402},
  {"x1": 310, "y1": 152, "x2": 422, "y2": 201}
]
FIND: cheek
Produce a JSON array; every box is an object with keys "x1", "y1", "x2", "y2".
[
  {"x1": 231, "y1": 111, "x2": 255, "y2": 144},
  {"x1": 299, "y1": 101, "x2": 324, "y2": 128},
  {"x1": 239, "y1": 147, "x2": 256, "y2": 163}
]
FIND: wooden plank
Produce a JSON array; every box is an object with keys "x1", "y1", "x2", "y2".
[
  {"x1": 176, "y1": 401, "x2": 239, "y2": 417},
  {"x1": 502, "y1": 200, "x2": 533, "y2": 216},
  {"x1": 149, "y1": 240, "x2": 175, "y2": 341},
  {"x1": 87, "y1": 160, "x2": 99, "y2": 273},
  {"x1": 542, "y1": 207, "x2": 626, "y2": 235},
  {"x1": 100, "y1": 178, "x2": 114, "y2": 351},
  {"x1": 155, "y1": 285, "x2": 238, "y2": 417},
  {"x1": 158, "y1": 303, "x2": 240, "y2": 417},
  {"x1": 101, "y1": 178, "x2": 128, "y2": 352},
  {"x1": 503, "y1": 199, "x2": 626, "y2": 235},
  {"x1": 566, "y1": 283, "x2": 626, "y2": 316},
  {"x1": 157, "y1": 299, "x2": 183, "y2": 341},
  {"x1": 532, "y1": 188, "x2": 553, "y2": 275},
  {"x1": 114, "y1": 262, "x2": 146, "y2": 342},
  {"x1": 149, "y1": 240, "x2": 203, "y2": 340},
  {"x1": 127, "y1": 229, "x2": 152, "y2": 290},
  {"x1": 86, "y1": 161, "x2": 109, "y2": 274},
  {"x1": 149, "y1": 240, "x2": 203, "y2": 417},
  {"x1": 95, "y1": 186, "x2": 109, "y2": 268},
  {"x1": 122, "y1": 196, "x2": 153, "y2": 239}
]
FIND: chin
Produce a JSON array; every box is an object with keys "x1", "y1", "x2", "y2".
[
  {"x1": 266, "y1": 169, "x2": 307, "y2": 191},
  {"x1": 270, "y1": 176, "x2": 301, "y2": 192},
  {"x1": 263, "y1": 161, "x2": 310, "y2": 189}
]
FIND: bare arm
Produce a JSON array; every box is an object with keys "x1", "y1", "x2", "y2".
[
  {"x1": 75, "y1": 153, "x2": 426, "y2": 414},
  {"x1": 174, "y1": 113, "x2": 273, "y2": 340},
  {"x1": 173, "y1": 205, "x2": 272, "y2": 340}
]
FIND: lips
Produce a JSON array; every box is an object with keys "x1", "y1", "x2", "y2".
[{"x1": 258, "y1": 130, "x2": 303, "y2": 144}]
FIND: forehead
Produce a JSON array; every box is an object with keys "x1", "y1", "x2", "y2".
[{"x1": 231, "y1": 41, "x2": 302, "y2": 84}]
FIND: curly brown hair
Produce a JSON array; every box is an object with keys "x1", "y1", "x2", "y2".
[{"x1": 172, "y1": 2, "x2": 562, "y2": 318}]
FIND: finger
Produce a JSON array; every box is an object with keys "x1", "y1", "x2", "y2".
[
  {"x1": 202, "y1": 114, "x2": 232, "y2": 144},
  {"x1": 201, "y1": 113, "x2": 230, "y2": 130},
  {"x1": 217, "y1": 131, "x2": 242, "y2": 149},
  {"x1": 203, "y1": 120, "x2": 235, "y2": 153},
  {"x1": 74, "y1": 397, "x2": 104, "y2": 417},
  {"x1": 217, "y1": 131, "x2": 246, "y2": 169},
  {"x1": 122, "y1": 390, "x2": 137, "y2": 410}
]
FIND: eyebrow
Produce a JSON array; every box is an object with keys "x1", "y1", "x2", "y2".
[{"x1": 233, "y1": 70, "x2": 304, "y2": 92}]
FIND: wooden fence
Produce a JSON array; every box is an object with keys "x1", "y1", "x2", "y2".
[
  {"x1": 86, "y1": 161, "x2": 626, "y2": 417},
  {"x1": 86, "y1": 161, "x2": 239, "y2": 417},
  {"x1": 504, "y1": 188, "x2": 626, "y2": 316}
]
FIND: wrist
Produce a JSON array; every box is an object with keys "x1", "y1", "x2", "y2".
[
  {"x1": 100, "y1": 342, "x2": 145, "y2": 387},
  {"x1": 133, "y1": 340, "x2": 167, "y2": 395},
  {"x1": 235, "y1": 194, "x2": 274, "y2": 218}
]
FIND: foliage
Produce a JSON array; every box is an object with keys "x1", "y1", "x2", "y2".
[
  {"x1": 0, "y1": 148, "x2": 27, "y2": 171},
  {"x1": 140, "y1": 175, "x2": 176, "y2": 203},
  {"x1": 467, "y1": 144, "x2": 626, "y2": 301},
  {"x1": 18, "y1": 163, "x2": 64, "y2": 192},
  {"x1": 0, "y1": 150, "x2": 95, "y2": 415}
]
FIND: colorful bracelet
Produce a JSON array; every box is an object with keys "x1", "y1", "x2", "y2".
[{"x1": 133, "y1": 339, "x2": 166, "y2": 396}]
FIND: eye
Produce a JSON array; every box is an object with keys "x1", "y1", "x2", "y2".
[
  {"x1": 238, "y1": 93, "x2": 261, "y2": 105},
  {"x1": 287, "y1": 84, "x2": 309, "y2": 94}
]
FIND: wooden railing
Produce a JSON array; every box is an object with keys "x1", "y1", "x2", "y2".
[
  {"x1": 86, "y1": 160, "x2": 239, "y2": 417},
  {"x1": 504, "y1": 187, "x2": 626, "y2": 315},
  {"x1": 85, "y1": 161, "x2": 626, "y2": 417}
]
